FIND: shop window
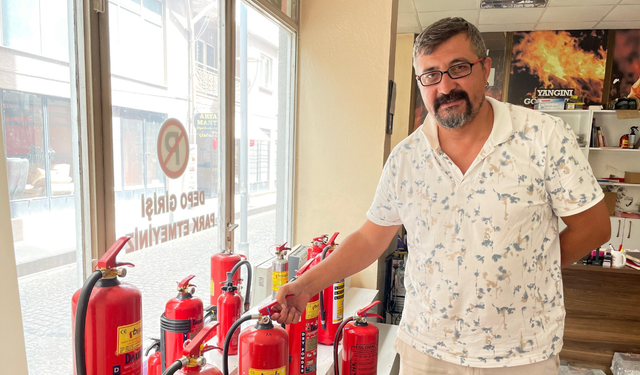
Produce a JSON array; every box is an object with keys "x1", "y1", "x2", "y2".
[
  {"x1": 109, "y1": 0, "x2": 164, "y2": 85},
  {"x1": 260, "y1": 54, "x2": 273, "y2": 89},
  {"x1": 0, "y1": 0, "x2": 69, "y2": 61}
]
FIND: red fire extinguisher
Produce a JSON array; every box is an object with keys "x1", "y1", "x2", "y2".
[
  {"x1": 307, "y1": 232, "x2": 339, "y2": 260},
  {"x1": 72, "y1": 237, "x2": 142, "y2": 375},
  {"x1": 317, "y1": 241, "x2": 345, "y2": 345},
  {"x1": 287, "y1": 256, "x2": 322, "y2": 375},
  {"x1": 222, "y1": 299, "x2": 289, "y2": 375},
  {"x1": 333, "y1": 301, "x2": 383, "y2": 375},
  {"x1": 146, "y1": 339, "x2": 161, "y2": 375},
  {"x1": 210, "y1": 250, "x2": 250, "y2": 314},
  {"x1": 216, "y1": 260, "x2": 251, "y2": 354},
  {"x1": 162, "y1": 321, "x2": 223, "y2": 375},
  {"x1": 161, "y1": 275, "x2": 204, "y2": 371}
]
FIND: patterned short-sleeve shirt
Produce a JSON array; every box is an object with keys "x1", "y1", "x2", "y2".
[{"x1": 367, "y1": 97, "x2": 603, "y2": 367}]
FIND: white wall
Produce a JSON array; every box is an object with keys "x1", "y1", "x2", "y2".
[
  {"x1": 0, "y1": 117, "x2": 29, "y2": 373},
  {"x1": 294, "y1": 0, "x2": 398, "y2": 289}
]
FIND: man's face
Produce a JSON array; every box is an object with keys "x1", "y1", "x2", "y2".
[{"x1": 414, "y1": 33, "x2": 492, "y2": 129}]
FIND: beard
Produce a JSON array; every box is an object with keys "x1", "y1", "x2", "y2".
[{"x1": 433, "y1": 89, "x2": 482, "y2": 129}]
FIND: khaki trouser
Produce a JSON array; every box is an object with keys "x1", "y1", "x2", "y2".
[{"x1": 395, "y1": 338, "x2": 560, "y2": 375}]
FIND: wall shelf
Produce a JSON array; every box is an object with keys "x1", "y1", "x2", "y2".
[
  {"x1": 590, "y1": 148, "x2": 640, "y2": 152},
  {"x1": 598, "y1": 181, "x2": 640, "y2": 187}
]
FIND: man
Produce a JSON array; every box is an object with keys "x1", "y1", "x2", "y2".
[{"x1": 273, "y1": 17, "x2": 610, "y2": 374}]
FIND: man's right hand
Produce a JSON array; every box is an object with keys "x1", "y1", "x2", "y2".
[{"x1": 271, "y1": 279, "x2": 313, "y2": 324}]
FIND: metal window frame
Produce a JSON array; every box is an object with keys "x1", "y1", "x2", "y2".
[{"x1": 81, "y1": 0, "x2": 298, "y2": 264}]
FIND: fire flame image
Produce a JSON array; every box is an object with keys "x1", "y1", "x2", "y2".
[
  {"x1": 611, "y1": 30, "x2": 640, "y2": 99},
  {"x1": 512, "y1": 30, "x2": 607, "y2": 104}
]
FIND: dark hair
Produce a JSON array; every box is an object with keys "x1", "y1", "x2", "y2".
[{"x1": 413, "y1": 17, "x2": 487, "y2": 62}]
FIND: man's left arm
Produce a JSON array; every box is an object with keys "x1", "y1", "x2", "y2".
[{"x1": 559, "y1": 199, "x2": 611, "y2": 267}]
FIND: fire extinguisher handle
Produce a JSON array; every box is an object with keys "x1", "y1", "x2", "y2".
[
  {"x1": 201, "y1": 345, "x2": 223, "y2": 354},
  {"x1": 184, "y1": 321, "x2": 220, "y2": 357},
  {"x1": 328, "y1": 232, "x2": 340, "y2": 246},
  {"x1": 313, "y1": 235, "x2": 327, "y2": 244},
  {"x1": 258, "y1": 295, "x2": 294, "y2": 316},
  {"x1": 178, "y1": 275, "x2": 196, "y2": 288},
  {"x1": 145, "y1": 338, "x2": 161, "y2": 356},
  {"x1": 276, "y1": 242, "x2": 290, "y2": 252},
  {"x1": 96, "y1": 237, "x2": 131, "y2": 269},
  {"x1": 356, "y1": 300, "x2": 381, "y2": 317},
  {"x1": 115, "y1": 262, "x2": 135, "y2": 268}
]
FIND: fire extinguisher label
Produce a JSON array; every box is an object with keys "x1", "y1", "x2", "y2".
[
  {"x1": 117, "y1": 320, "x2": 142, "y2": 355},
  {"x1": 272, "y1": 271, "x2": 288, "y2": 292},
  {"x1": 210, "y1": 279, "x2": 214, "y2": 296},
  {"x1": 349, "y1": 342, "x2": 378, "y2": 375},
  {"x1": 306, "y1": 300, "x2": 319, "y2": 320},
  {"x1": 333, "y1": 280, "x2": 345, "y2": 324},
  {"x1": 248, "y1": 366, "x2": 286, "y2": 375}
]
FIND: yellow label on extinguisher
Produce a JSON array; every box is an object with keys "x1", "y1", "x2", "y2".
[
  {"x1": 249, "y1": 366, "x2": 286, "y2": 375},
  {"x1": 306, "y1": 300, "x2": 320, "y2": 319},
  {"x1": 117, "y1": 320, "x2": 142, "y2": 354},
  {"x1": 210, "y1": 279, "x2": 214, "y2": 296},
  {"x1": 272, "y1": 271, "x2": 288, "y2": 292}
]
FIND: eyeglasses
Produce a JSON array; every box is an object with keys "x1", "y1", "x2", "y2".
[{"x1": 416, "y1": 58, "x2": 485, "y2": 87}]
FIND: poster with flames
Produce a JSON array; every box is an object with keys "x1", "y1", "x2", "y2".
[
  {"x1": 508, "y1": 30, "x2": 609, "y2": 107},
  {"x1": 610, "y1": 29, "x2": 640, "y2": 101}
]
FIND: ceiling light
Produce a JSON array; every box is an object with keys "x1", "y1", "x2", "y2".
[{"x1": 481, "y1": 0, "x2": 548, "y2": 9}]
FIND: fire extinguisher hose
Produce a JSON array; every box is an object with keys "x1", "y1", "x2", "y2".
[
  {"x1": 332, "y1": 316, "x2": 354, "y2": 375},
  {"x1": 162, "y1": 359, "x2": 184, "y2": 375},
  {"x1": 228, "y1": 260, "x2": 253, "y2": 311},
  {"x1": 319, "y1": 245, "x2": 331, "y2": 330},
  {"x1": 222, "y1": 314, "x2": 254, "y2": 375},
  {"x1": 74, "y1": 270, "x2": 104, "y2": 375}
]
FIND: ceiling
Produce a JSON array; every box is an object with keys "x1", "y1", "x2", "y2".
[{"x1": 397, "y1": 0, "x2": 640, "y2": 34}]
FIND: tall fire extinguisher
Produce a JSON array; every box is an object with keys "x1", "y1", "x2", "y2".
[
  {"x1": 72, "y1": 237, "x2": 142, "y2": 375},
  {"x1": 162, "y1": 321, "x2": 223, "y2": 375},
  {"x1": 272, "y1": 242, "x2": 290, "y2": 298},
  {"x1": 333, "y1": 301, "x2": 383, "y2": 375},
  {"x1": 288, "y1": 256, "x2": 321, "y2": 375},
  {"x1": 210, "y1": 249, "x2": 248, "y2": 312},
  {"x1": 221, "y1": 299, "x2": 289, "y2": 375},
  {"x1": 146, "y1": 339, "x2": 161, "y2": 375},
  {"x1": 318, "y1": 242, "x2": 345, "y2": 345},
  {"x1": 216, "y1": 259, "x2": 251, "y2": 354},
  {"x1": 160, "y1": 275, "x2": 204, "y2": 371},
  {"x1": 307, "y1": 232, "x2": 339, "y2": 260}
]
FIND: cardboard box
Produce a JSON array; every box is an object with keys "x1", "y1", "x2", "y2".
[
  {"x1": 534, "y1": 98, "x2": 566, "y2": 110},
  {"x1": 604, "y1": 192, "x2": 617, "y2": 215},
  {"x1": 625, "y1": 172, "x2": 640, "y2": 184}
]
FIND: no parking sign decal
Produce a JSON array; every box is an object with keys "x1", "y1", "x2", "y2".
[{"x1": 157, "y1": 118, "x2": 189, "y2": 179}]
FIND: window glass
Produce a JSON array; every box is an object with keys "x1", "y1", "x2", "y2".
[
  {"x1": 234, "y1": 2, "x2": 294, "y2": 266},
  {"x1": 0, "y1": 1, "x2": 82, "y2": 373}
]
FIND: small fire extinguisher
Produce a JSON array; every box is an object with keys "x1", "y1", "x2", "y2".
[
  {"x1": 210, "y1": 249, "x2": 248, "y2": 311},
  {"x1": 333, "y1": 301, "x2": 383, "y2": 375},
  {"x1": 146, "y1": 339, "x2": 161, "y2": 375},
  {"x1": 288, "y1": 256, "x2": 321, "y2": 375},
  {"x1": 222, "y1": 299, "x2": 289, "y2": 375},
  {"x1": 72, "y1": 237, "x2": 142, "y2": 375},
  {"x1": 318, "y1": 240, "x2": 345, "y2": 345},
  {"x1": 216, "y1": 259, "x2": 251, "y2": 354},
  {"x1": 272, "y1": 242, "x2": 290, "y2": 298},
  {"x1": 621, "y1": 133, "x2": 630, "y2": 149},
  {"x1": 160, "y1": 275, "x2": 204, "y2": 371},
  {"x1": 162, "y1": 321, "x2": 223, "y2": 375}
]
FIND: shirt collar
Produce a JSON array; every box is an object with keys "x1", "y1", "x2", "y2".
[{"x1": 419, "y1": 96, "x2": 514, "y2": 152}]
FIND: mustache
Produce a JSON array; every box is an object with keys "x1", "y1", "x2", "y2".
[{"x1": 433, "y1": 90, "x2": 471, "y2": 112}]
